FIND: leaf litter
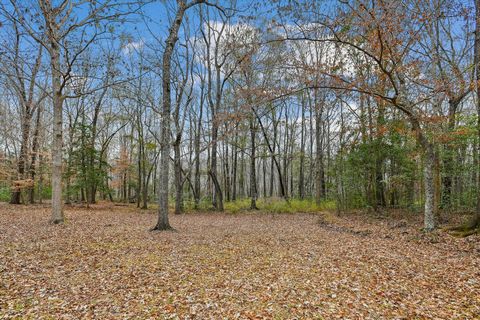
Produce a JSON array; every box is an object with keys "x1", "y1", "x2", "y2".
[{"x1": 0, "y1": 203, "x2": 479, "y2": 319}]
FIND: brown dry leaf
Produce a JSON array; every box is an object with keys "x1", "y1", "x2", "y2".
[{"x1": 0, "y1": 202, "x2": 479, "y2": 319}]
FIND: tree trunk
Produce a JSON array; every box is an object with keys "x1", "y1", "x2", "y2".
[
  {"x1": 441, "y1": 101, "x2": 458, "y2": 210},
  {"x1": 270, "y1": 115, "x2": 277, "y2": 197},
  {"x1": 283, "y1": 109, "x2": 289, "y2": 197},
  {"x1": 153, "y1": 1, "x2": 193, "y2": 230},
  {"x1": 38, "y1": 154, "x2": 44, "y2": 204},
  {"x1": 224, "y1": 129, "x2": 231, "y2": 202},
  {"x1": 88, "y1": 92, "x2": 105, "y2": 205},
  {"x1": 375, "y1": 158, "x2": 386, "y2": 208},
  {"x1": 408, "y1": 114, "x2": 437, "y2": 231},
  {"x1": 174, "y1": 140, "x2": 183, "y2": 214},
  {"x1": 29, "y1": 105, "x2": 42, "y2": 204},
  {"x1": 210, "y1": 126, "x2": 224, "y2": 210},
  {"x1": 10, "y1": 111, "x2": 31, "y2": 204},
  {"x1": 375, "y1": 101, "x2": 386, "y2": 209},
  {"x1": 194, "y1": 88, "x2": 203, "y2": 208},
  {"x1": 315, "y1": 93, "x2": 326, "y2": 205},
  {"x1": 231, "y1": 126, "x2": 238, "y2": 201},
  {"x1": 262, "y1": 147, "x2": 267, "y2": 198},
  {"x1": 424, "y1": 146, "x2": 436, "y2": 231},
  {"x1": 249, "y1": 117, "x2": 258, "y2": 209},
  {"x1": 475, "y1": 0, "x2": 480, "y2": 225},
  {"x1": 299, "y1": 94, "x2": 306, "y2": 199},
  {"x1": 209, "y1": 106, "x2": 224, "y2": 210},
  {"x1": 137, "y1": 143, "x2": 142, "y2": 208},
  {"x1": 254, "y1": 108, "x2": 287, "y2": 200},
  {"x1": 50, "y1": 39, "x2": 64, "y2": 224},
  {"x1": 239, "y1": 149, "x2": 245, "y2": 198}
]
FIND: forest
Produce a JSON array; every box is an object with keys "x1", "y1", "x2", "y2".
[{"x1": 0, "y1": 0, "x2": 479, "y2": 318}]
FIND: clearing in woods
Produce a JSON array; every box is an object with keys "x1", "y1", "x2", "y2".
[{"x1": 0, "y1": 203, "x2": 479, "y2": 319}]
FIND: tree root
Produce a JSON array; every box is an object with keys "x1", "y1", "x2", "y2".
[
  {"x1": 50, "y1": 218, "x2": 64, "y2": 225},
  {"x1": 446, "y1": 215, "x2": 480, "y2": 238},
  {"x1": 150, "y1": 225, "x2": 177, "y2": 232}
]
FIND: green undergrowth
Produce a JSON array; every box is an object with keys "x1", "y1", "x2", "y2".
[
  {"x1": 183, "y1": 198, "x2": 336, "y2": 214},
  {"x1": 0, "y1": 187, "x2": 9, "y2": 202},
  {"x1": 0, "y1": 185, "x2": 51, "y2": 203}
]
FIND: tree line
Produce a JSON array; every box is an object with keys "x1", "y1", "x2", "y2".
[{"x1": 0, "y1": 0, "x2": 479, "y2": 232}]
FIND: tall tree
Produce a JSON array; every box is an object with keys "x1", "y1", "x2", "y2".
[
  {"x1": 474, "y1": 0, "x2": 480, "y2": 228},
  {"x1": 7, "y1": 0, "x2": 136, "y2": 223},
  {"x1": 153, "y1": 0, "x2": 221, "y2": 230}
]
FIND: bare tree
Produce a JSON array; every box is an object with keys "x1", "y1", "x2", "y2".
[
  {"x1": 153, "y1": 0, "x2": 223, "y2": 230},
  {"x1": 5, "y1": 0, "x2": 138, "y2": 223}
]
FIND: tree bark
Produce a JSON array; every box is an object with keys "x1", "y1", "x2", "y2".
[
  {"x1": 475, "y1": 0, "x2": 480, "y2": 226},
  {"x1": 153, "y1": 1, "x2": 189, "y2": 230},
  {"x1": 299, "y1": 93, "x2": 306, "y2": 199},
  {"x1": 375, "y1": 100, "x2": 386, "y2": 209},
  {"x1": 408, "y1": 114, "x2": 437, "y2": 231},
  {"x1": 441, "y1": 100, "x2": 459, "y2": 210},
  {"x1": 10, "y1": 111, "x2": 31, "y2": 204},
  {"x1": 231, "y1": 125, "x2": 238, "y2": 201},
  {"x1": 174, "y1": 139, "x2": 183, "y2": 214},
  {"x1": 315, "y1": 91, "x2": 326, "y2": 205},
  {"x1": 153, "y1": 0, "x2": 207, "y2": 230},
  {"x1": 50, "y1": 34, "x2": 64, "y2": 224},
  {"x1": 253, "y1": 108, "x2": 287, "y2": 200},
  {"x1": 224, "y1": 127, "x2": 231, "y2": 202},
  {"x1": 270, "y1": 112, "x2": 277, "y2": 197},
  {"x1": 29, "y1": 105, "x2": 42, "y2": 203},
  {"x1": 249, "y1": 117, "x2": 258, "y2": 210},
  {"x1": 424, "y1": 146, "x2": 436, "y2": 231}
]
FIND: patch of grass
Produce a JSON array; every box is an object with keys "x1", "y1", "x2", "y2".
[
  {"x1": 226, "y1": 198, "x2": 336, "y2": 214},
  {"x1": 182, "y1": 197, "x2": 336, "y2": 214},
  {"x1": 0, "y1": 187, "x2": 10, "y2": 202},
  {"x1": 224, "y1": 198, "x2": 251, "y2": 213},
  {"x1": 259, "y1": 198, "x2": 336, "y2": 214},
  {"x1": 39, "y1": 185, "x2": 51, "y2": 200},
  {"x1": 183, "y1": 198, "x2": 217, "y2": 212}
]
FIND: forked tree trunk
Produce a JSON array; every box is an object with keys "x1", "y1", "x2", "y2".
[
  {"x1": 254, "y1": 108, "x2": 287, "y2": 200},
  {"x1": 153, "y1": 4, "x2": 185, "y2": 230},
  {"x1": 153, "y1": 0, "x2": 207, "y2": 230}
]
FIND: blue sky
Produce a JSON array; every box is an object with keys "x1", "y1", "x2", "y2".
[{"x1": 117, "y1": 0, "x2": 278, "y2": 45}]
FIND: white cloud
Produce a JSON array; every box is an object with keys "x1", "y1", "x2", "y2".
[{"x1": 122, "y1": 39, "x2": 144, "y2": 55}]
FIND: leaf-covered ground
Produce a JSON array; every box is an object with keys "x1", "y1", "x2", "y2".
[{"x1": 0, "y1": 203, "x2": 479, "y2": 319}]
